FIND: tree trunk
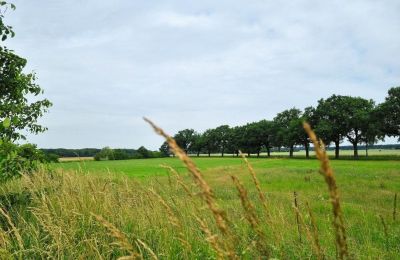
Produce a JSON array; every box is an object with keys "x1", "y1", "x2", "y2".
[
  {"x1": 366, "y1": 143, "x2": 369, "y2": 157},
  {"x1": 257, "y1": 151, "x2": 260, "y2": 157},
  {"x1": 267, "y1": 147, "x2": 271, "y2": 157},
  {"x1": 289, "y1": 146, "x2": 294, "y2": 157},
  {"x1": 247, "y1": 152, "x2": 250, "y2": 157},
  {"x1": 221, "y1": 150, "x2": 224, "y2": 157},
  {"x1": 335, "y1": 140, "x2": 340, "y2": 159},
  {"x1": 208, "y1": 151, "x2": 211, "y2": 157},
  {"x1": 305, "y1": 142, "x2": 309, "y2": 159},
  {"x1": 197, "y1": 151, "x2": 200, "y2": 157},
  {"x1": 353, "y1": 143, "x2": 359, "y2": 159},
  {"x1": 236, "y1": 151, "x2": 239, "y2": 157}
]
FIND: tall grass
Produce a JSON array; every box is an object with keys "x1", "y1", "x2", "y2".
[{"x1": 0, "y1": 121, "x2": 398, "y2": 259}]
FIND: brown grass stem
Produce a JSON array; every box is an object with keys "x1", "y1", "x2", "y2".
[{"x1": 303, "y1": 122, "x2": 348, "y2": 259}]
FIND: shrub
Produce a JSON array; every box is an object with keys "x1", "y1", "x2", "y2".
[{"x1": 0, "y1": 142, "x2": 46, "y2": 181}]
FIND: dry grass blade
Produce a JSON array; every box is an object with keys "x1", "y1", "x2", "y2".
[
  {"x1": 143, "y1": 118, "x2": 230, "y2": 235},
  {"x1": 303, "y1": 122, "x2": 348, "y2": 259},
  {"x1": 148, "y1": 188, "x2": 181, "y2": 228},
  {"x1": 239, "y1": 151, "x2": 268, "y2": 212},
  {"x1": 293, "y1": 191, "x2": 302, "y2": 243},
  {"x1": 160, "y1": 164, "x2": 193, "y2": 198},
  {"x1": 144, "y1": 118, "x2": 237, "y2": 259},
  {"x1": 136, "y1": 239, "x2": 158, "y2": 260},
  {"x1": 0, "y1": 207, "x2": 24, "y2": 251},
  {"x1": 195, "y1": 216, "x2": 225, "y2": 260},
  {"x1": 306, "y1": 202, "x2": 324, "y2": 260},
  {"x1": 292, "y1": 204, "x2": 324, "y2": 260},
  {"x1": 231, "y1": 175, "x2": 270, "y2": 258},
  {"x1": 91, "y1": 213, "x2": 138, "y2": 257}
]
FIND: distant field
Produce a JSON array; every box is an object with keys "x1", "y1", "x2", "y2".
[{"x1": 59, "y1": 157, "x2": 94, "y2": 162}]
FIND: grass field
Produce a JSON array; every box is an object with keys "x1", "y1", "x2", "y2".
[{"x1": 0, "y1": 153, "x2": 399, "y2": 258}]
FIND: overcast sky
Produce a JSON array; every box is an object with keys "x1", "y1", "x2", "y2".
[{"x1": 4, "y1": 0, "x2": 400, "y2": 149}]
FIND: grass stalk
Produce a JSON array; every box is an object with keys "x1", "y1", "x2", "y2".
[{"x1": 303, "y1": 122, "x2": 348, "y2": 259}]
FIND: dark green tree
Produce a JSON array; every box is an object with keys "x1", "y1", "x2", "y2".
[
  {"x1": 273, "y1": 108, "x2": 302, "y2": 157},
  {"x1": 159, "y1": 141, "x2": 171, "y2": 157},
  {"x1": 191, "y1": 132, "x2": 204, "y2": 156},
  {"x1": 213, "y1": 125, "x2": 231, "y2": 157},
  {"x1": 379, "y1": 86, "x2": 400, "y2": 139},
  {"x1": 343, "y1": 97, "x2": 375, "y2": 158},
  {"x1": 315, "y1": 95, "x2": 351, "y2": 159},
  {"x1": 202, "y1": 129, "x2": 218, "y2": 157},
  {"x1": 174, "y1": 129, "x2": 196, "y2": 154}
]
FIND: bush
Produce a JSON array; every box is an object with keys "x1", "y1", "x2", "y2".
[{"x1": 0, "y1": 142, "x2": 46, "y2": 181}]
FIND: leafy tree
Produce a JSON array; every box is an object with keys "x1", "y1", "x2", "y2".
[
  {"x1": 343, "y1": 97, "x2": 375, "y2": 158},
  {"x1": 229, "y1": 126, "x2": 243, "y2": 157},
  {"x1": 202, "y1": 129, "x2": 218, "y2": 157},
  {"x1": 174, "y1": 129, "x2": 196, "y2": 154},
  {"x1": 136, "y1": 146, "x2": 152, "y2": 159},
  {"x1": 256, "y1": 120, "x2": 275, "y2": 157},
  {"x1": 379, "y1": 86, "x2": 400, "y2": 139},
  {"x1": 190, "y1": 132, "x2": 204, "y2": 157},
  {"x1": 159, "y1": 141, "x2": 171, "y2": 157},
  {"x1": 362, "y1": 107, "x2": 384, "y2": 157},
  {"x1": 213, "y1": 125, "x2": 231, "y2": 156},
  {"x1": 273, "y1": 108, "x2": 302, "y2": 157},
  {"x1": 0, "y1": 2, "x2": 52, "y2": 142},
  {"x1": 315, "y1": 95, "x2": 351, "y2": 159},
  {"x1": 94, "y1": 147, "x2": 115, "y2": 161}
]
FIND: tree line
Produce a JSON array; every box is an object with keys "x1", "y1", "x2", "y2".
[{"x1": 161, "y1": 87, "x2": 400, "y2": 159}]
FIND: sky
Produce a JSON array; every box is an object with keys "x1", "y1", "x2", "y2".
[{"x1": 3, "y1": 0, "x2": 400, "y2": 149}]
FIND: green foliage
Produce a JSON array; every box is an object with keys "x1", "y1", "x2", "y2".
[
  {"x1": 0, "y1": 1, "x2": 52, "y2": 141},
  {"x1": 94, "y1": 147, "x2": 115, "y2": 161},
  {"x1": 379, "y1": 86, "x2": 400, "y2": 139},
  {"x1": 159, "y1": 141, "x2": 171, "y2": 157},
  {"x1": 0, "y1": 142, "x2": 46, "y2": 181},
  {"x1": 174, "y1": 129, "x2": 197, "y2": 154}
]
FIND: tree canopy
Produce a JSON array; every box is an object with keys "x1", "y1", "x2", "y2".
[{"x1": 0, "y1": 1, "x2": 52, "y2": 141}]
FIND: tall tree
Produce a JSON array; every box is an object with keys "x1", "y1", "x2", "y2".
[
  {"x1": 315, "y1": 95, "x2": 350, "y2": 159},
  {"x1": 213, "y1": 125, "x2": 231, "y2": 157},
  {"x1": 191, "y1": 132, "x2": 204, "y2": 156},
  {"x1": 342, "y1": 97, "x2": 375, "y2": 158},
  {"x1": 379, "y1": 86, "x2": 400, "y2": 139},
  {"x1": 257, "y1": 120, "x2": 275, "y2": 157},
  {"x1": 202, "y1": 129, "x2": 218, "y2": 157},
  {"x1": 0, "y1": 2, "x2": 52, "y2": 142},
  {"x1": 273, "y1": 108, "x2": 302, "y2": 157},
  {"x1": 174, "y1": 129, "x2": 196, "y2": 154}
]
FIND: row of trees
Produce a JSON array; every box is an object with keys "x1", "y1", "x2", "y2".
[
  {"x1": 161, "y1": 87, "x2": 400, "y2": 159},
  {"x1": 94, "y1": 146, "x2": 165, "y2": 161}
]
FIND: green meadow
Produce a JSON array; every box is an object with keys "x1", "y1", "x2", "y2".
[{"x1": 0, "y1": 151, "x2": 398, "y2": 259}]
